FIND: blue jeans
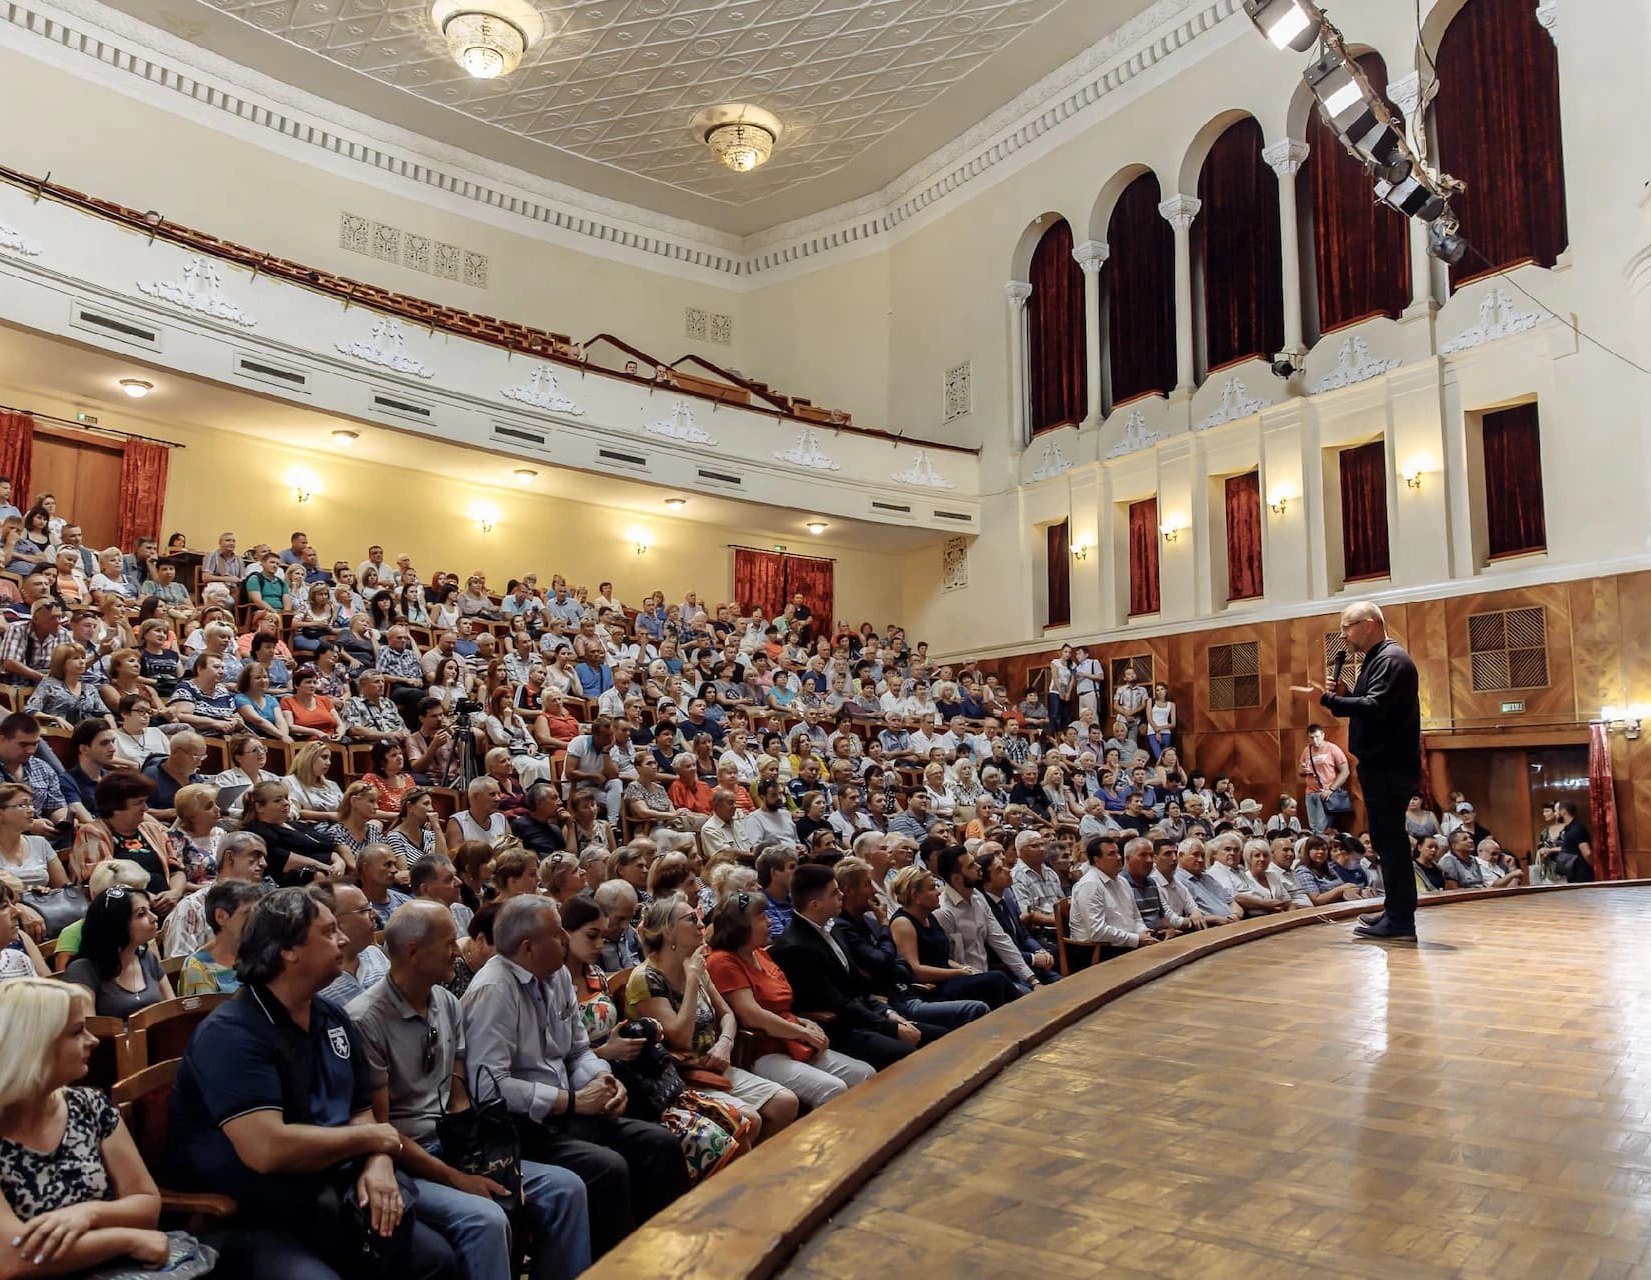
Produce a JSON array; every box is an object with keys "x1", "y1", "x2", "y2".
[
  {"x1": 891, "y1": 993, "x2": 990, "y2": 1029},
  {"x1": 1305, "y1": 791, "x2": 1329, "y2": 834},
  {"x1": 414, "y1": 1160, "x2": 591, "y2": 1280},
  {"x1": 1147, "y1": 730, "x2": 1172, "y2": 759}
]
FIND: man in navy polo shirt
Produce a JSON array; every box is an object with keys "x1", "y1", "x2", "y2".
[{"x1": 167, "y1": 886, "x2": 458, "y2": 1280}]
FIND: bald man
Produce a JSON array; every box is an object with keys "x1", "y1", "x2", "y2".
[{"x1": 1292, "y1": 602, "x2": 1421, "y2": 941}]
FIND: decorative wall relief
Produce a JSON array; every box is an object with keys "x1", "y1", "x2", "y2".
[
  {"x1": 943, "y1": 361, "x2": 972, "y2": 423},
  {"x1": 774, "y1": 427, "x2": 841, "y2": 471},
  {"x1": 942, "y1": 536, "x2": 970, "y2": 592},
  {"x1": 1440, "y1": 288, "x2": 1542, "y2": 355},
  {"x1": 1105, "y1": 409, "x2": 1166, "y2": 459},
  {"x1": 501, "y1": 364, "x2": 586, "y2": 415},
  {"x1": 335, "y1": 316, "x2": 434, "y2": 378},
  {"x1": 1028, "y1": 439, "x2": 1074, "y2": 481},
  {"x1": 0, "y1": 218, "x2": 41, "y2": 257},
  {"x1": 644, "y1": 400, "x2": 718, "y2": 446},
  {"x1": 1194, "y1": 378, "x2": 1270, "y2": 430},
  {"x1": 137, "y1": 255, "x2": 258, "y2": 328},
  {"x1": 891, "y1": 449, "x2": 955, "y2": 489},
  {"x1": 1309, "y1": 336, "x2": 1402, "y2": 394}
]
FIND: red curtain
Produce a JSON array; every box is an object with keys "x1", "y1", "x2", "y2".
[
  {"x1": 1303, "y1": 54, "x2": 1410, "y2": 334},
  {"x1": 1046, "y1": 521, "x2": 1071, "y2": 628},
  {"x1": 1339, "y1": 441, "x2": 1391, "y2": 581},
  {"x1": 1225, "y1": 472, "x2": 1263, "y2": 601},
  {"x1": 1128, "y1": 498, "x2": 1160, "y2": 617},
  {"x1": 733, "y1": 549, "x2": 787, "y2": 619},
  {"x1": 781, "y1": 554, "x2": 834, "y2": 642},
  {"x1": 1434, "y1": 0, "x2": 1567, "y2": 284},
  {"x1": 0, "y1": 412, "x2": 33, "y2": 511},
  {"x1": 115, "y1": 438, "x2": 170, "y2": 548},
  {"x1": 1105, "y1": 173, "x2": 1177, "y2": 408},
  {"x1": 1588, "y1": 723, "x2": 1624, "y2": 880},
  {"x1": 1482, "y1": 403, "x2": 1547, "y2": 558},
  {"x1": 1028, "y1": 219, "x2": 1087, "y2": 434},
  {"x1": 1197, "y1": 117, "x2": 1284, "y2": 373}
]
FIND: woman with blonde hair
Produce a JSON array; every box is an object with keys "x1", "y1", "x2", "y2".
[
  {"x1": 99, "y1": 648, "x2": 168, "y2": 722},
  {"x1": 282, "y1": 740, "x2": 343, "y2": 824},
  {"x1": 211, "y1": 733, "x2": 283, "y2": 822},
  {"x1": 322, "y1": 782, "x2": 384, "y2": 874},
  {"x1": 166, "y1": 784, "x2": 225, "y2": 886},
  {"x1": 536, "y1": 851, "x2": 586, "y2": 905},
  {"x1": 0, "y1": 979, "x2": 186, "y2": 1274},
  {"x1": 24, "y1": 644, "x2": 105, "y2": 727}
]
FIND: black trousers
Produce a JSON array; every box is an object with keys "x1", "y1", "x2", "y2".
[
  {"x1": 517, "y1": 1112, "x2": 689, "y2": 1259},
  {"x1": 1359, "y1": 764, "x2": 1420, "y2": 931},
  {"x1": 831, "y1": 1021, "x2": 922, "y2": 1070}
]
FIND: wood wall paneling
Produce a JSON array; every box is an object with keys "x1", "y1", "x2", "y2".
[{"x1": 29, "y1": 429, "x2": 123, "y2": 549}]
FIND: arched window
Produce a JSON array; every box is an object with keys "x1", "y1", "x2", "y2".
[
  {"x1": 1301, "y1": 53, "x2": 1410, "y2": 337},
  {"x1": 1027, "y1": 218, "x2": 1087, "y2": 435},
  {"x1": 1102, "y1": 173, "x2": 1177, "y2": 411},
  {"x1": 1195, "y1": 117, "x2": 1284, "y2": 376},
  {"x1": 1433, "y1": 0, "x2": 1567, "y2": 284}
]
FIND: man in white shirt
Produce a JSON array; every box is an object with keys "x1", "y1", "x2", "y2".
[
  {"x1": 1151, "y1": 841, "x2": 1216, "y2": 929},
  {"x1": 700, "y1": 789, "x2": 752, "y2": 861},
  {"x1": 1069, "y1": 835, "x2": 1157, "y2": 954},
  {"x1": 932, "y1": 845, "x2": 1036, "y2": 990},
  {"x1": 1268, "y1": 836, "x2": 1313, "y2": 907},
  {"x1": 597, "y1": 667, "x2": 635, "y2": 720},
  {"x1": 828, "y1": 784, "x2": 873, "y2": 847}
]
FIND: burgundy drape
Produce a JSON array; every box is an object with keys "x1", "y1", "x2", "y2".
[
  {"x1": 1434, "y1": 0, "x2": 1568, "y2": 284},
  {"x1": 1588, "y1": 723, "x2": 1624, "y2": 880},
  {"x1": 1046, "y1": 521, "x2": 1071, "y2": 628},
  {"x1": 1128, "y1": 497, "x2": 1161, "y2": 617},
  {"x1": 733, "y1": 549, "x2": 787, "y2": 619},
  {"x1": 1197, "y1": 117, "x2": 1284, "y2": 373},
  {"x1": 1028, "y1": 219, "x2": 1087, "y2": 434},
  {"x1": 1482, "y1": 403, "x2": 1547, "y2": 558},
  {"x1": 0, "y1": 412, "x2": 33, "y2": 511},
  {"x1": 1339, "y1": 441, "x2": 1391, "y2": 581},
  {"x1": 1104, "y1": 173, "x2": 1177, "y2": 408},
  {"x1": 115, "y1": 438, "x2": 169, "y2": 548},
  {"x1": 780, "y1": 554, "x2": 834, "y2": 642},
  {"x1": 1225, "y1": 472, "x2": 1263, "y2": 601},
  {"x1": 1302, "y1": 54, "x2": 1410, "y2": 334}
]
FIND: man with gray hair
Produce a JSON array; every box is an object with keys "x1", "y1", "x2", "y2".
[
  {"x1": 592, "y1": 879, "x2": 641, "y2": 972},
  {"x1": 350, "y1": 901, "x2": 592, "y2": 1280},
  {"x1": 460, "y1": 895, "x2": 688, "y2": 1258},
  {"x1": 163, "y1": 830, "x2": 270, "y2": 958},
  {"x1": 699, "y1": 786, "x2": 750, "y2": 860},
  {"x1": 317, "y1": 882, "x2": 389, "y2": 1004}
]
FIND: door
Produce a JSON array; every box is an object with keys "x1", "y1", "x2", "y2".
[
  {"x1": 1428, "y1": 743, "x2": 1588, "y2": 857},
  {"x1": 29, "y1": 429, "x2": 124, "y2": 549}
]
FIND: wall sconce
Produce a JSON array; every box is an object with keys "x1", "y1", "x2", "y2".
[
  {"x1": 294, "y1": 485, "x2": 312, "y2": 504},
  {"x1": 1160, "y1": 523, "x2": 1182, "y2": 544},
  {"x1": 1603, "y1": 705, "x2": 1646, "y2": 739},
  {"x1": 1404, "y1": 469, "x2": 1423, "y2": 490},
  {"x1": 478, "y1": 518, "x2": 495, "y2": 534},
  {"x1": 635, "y1": 541, "x2": 650, "y2": 556},
  {"x1": 1071, "y1": 542, "x2": 1090, "y2": 561},
  {"x1": 1268, "y1": 494, "x2": 1289, "y2": 516}
]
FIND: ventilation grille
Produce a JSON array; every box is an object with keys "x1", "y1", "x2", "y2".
[
  {"x1": 1468, "y1": 606, "x2": 1549, "y2": 692},
  {"x1": 696, "y1": 467, "x2": 742, "y2": 487},
  {"x1": 71, "y1": 301, "x2": 160, "y2": 351},
  {"x1": 870, "y1": 500, "x2": 913, "y2": 515},
  {"x1": 1207, "y1": 642, "x2": 1261, "y2": 711},
  {"x1": 371, "y1": 393, "x2": 432, "y2": 421},
  {"x1": 492, "y1": 424, "x2": 545, "y2": 447},
  {"x1": 1324, "y1": 632, "x2": 1364, "y2": 689},
  {"x1": 597, "y1": 447, "x2": 648, "y2": 470},
  {"x1": 932, "y1": 508, "x2": 975, "y2": 524},
  {"x1": 1110, "y1": 655, "x2": 1154, "y2": 692},
  {"x1": 234, "y1": 353, "x2": 310, "y2": 393}
]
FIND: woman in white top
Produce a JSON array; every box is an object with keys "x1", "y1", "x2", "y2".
[
  {"x1": 282, "y1": 740, "x2": 345, "y2": 824},
  {"x1": 718, "y1": 738, "x2": 760, "y2": 784},
  {"x1": 542, "y1": 646, "x2": 578, "y2": 697},
  {"x1": 86, "y1": 546, "x2": 132, "y2": 598},
  {"x1": 1048, "y1": 644, "x2": 1075, "y2": 728},
  {"x1": 921, "y1": 763, "x2": 955, "y2": 819},
  {"x1": 110, "y1": 696, "x2": 170, "y2": 769},
  {"x1": 1040, "y1": 764, "x2": 1084, "y2": 826},
  {"x1": 0, "y1": 784, "x2": 66, "y2": 889},
  {"x1": 1146, "y1": 682, "x2": 1177, "y2": 759},
  {"x1": 211, "y1": 734, "x2": 286, "y2": 821}
]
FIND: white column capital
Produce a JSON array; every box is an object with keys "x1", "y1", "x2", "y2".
[
  {"x1": 1005, "y1": 280, "x2": 1033, "y2": 310},
  {"x1": 1262, "y1": 138, "x2": 1310, "y2": 178},
  {"x1": 1158, "y1": 195, "x2": 1202, "y2": 231},
  {"x1": 1535, "y1": 0, "x2": 1556, "y2": 42},
  {"x1": 1071, "y1": 239, "x2": 1110, "y2": 275},
  {"x1": 1387, "y1": 71, "x2": 1424, "y2": 119}
]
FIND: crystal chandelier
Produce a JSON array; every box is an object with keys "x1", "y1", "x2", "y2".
[
  {"x1": 439, "y1": 10, "x2": 527, "y2": 78},
  {"x1": 705, "y1": 120, "x2": 777, "y2": 172}
]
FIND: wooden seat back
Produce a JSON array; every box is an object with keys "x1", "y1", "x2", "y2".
[
  {"x1": 1054, "y1": 897, "x2": 1102, "y2": 976},
  {"x1": 125, "y1": 992, "x2": 233, "y2": 1075}
]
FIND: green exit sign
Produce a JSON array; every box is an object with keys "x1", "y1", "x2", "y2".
[
  {"x1": 1501, "y1": 701, "x2": 1525, "y2": 714},
  {"x1": 772, "y1": 544, "x2": 786, "y2": 553}
]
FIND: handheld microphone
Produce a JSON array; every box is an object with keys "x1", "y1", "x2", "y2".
[{"x1": 1330, "y1": 650, "x2": 1348, "y2": 690}]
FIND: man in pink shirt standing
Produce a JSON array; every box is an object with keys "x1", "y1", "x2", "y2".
[{"x1": 1299, "y1": 723, "x2": 1350, "y2": 835}]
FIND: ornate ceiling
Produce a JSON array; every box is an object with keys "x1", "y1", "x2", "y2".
[{"x1": 102, "y1": 0, "x2": 1156, "y2": 233}]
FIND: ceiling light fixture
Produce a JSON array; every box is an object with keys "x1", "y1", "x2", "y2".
[
  {"x1": 805, "y1": 520, "x2": 828, "y2": 536},
  {"x1": 119, "y1": 379, "x2": 153, "y2": 399},
  {"x1": 1243, "y1": 0, "x2": 1321, "y2": 51},
  {"x1": 513, "y1": 468, "x2": 537, "y2": 485},
  {"x1": 692, "y1": 104, "x2": 783, "y2": 174},
  {"x1": 664, "y1": 497, "x2": 688, "y2": 510},
  {"x1": 331, "y1": 429, "x2": 359, "y2": 447},
  {"x1": 431, "y1": 1, "x2": 543, "y2": 80}
]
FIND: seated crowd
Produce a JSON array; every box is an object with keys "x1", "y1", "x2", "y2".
[{"x1": 0, "y1": 504, "x2": 1584, "y2": 1278}]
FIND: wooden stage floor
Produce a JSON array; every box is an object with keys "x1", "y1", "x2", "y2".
[{"x1": 780, "y1": 888, "x2": 1651, "y2": 1280}]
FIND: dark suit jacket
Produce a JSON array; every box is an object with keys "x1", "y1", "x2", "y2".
[
  {"x1": 832, "y1": 909, "x2": 915, "y2": 999},
  {"x1": 1321, "y1": 637, "x2": 1421, "y2": 775},
  {"x1": 985, "y1": 888, "x2": 1041, "y2": 969},
  {"x1": 769, "y1": 917, "x2": 891, "y2": 1035}
]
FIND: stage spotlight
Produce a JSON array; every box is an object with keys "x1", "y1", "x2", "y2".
[
  {"x1": 1271, "y1": 354, "x2": 1302, "y2": 380},
  {"x1": 1304, "y1": 52, "x2": 1410, "y2": 183},
  {"x1": 1428, "y1": 220, "x2": 1469, "y2": 266},
  {"x1": 1375, "y1": 174, "x2": 1446, "y2": 223},
  {"x1": 1244, "y1": 0, "x2": 1321, "y2": 52}
]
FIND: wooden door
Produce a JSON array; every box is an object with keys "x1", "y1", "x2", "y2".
[{"x1": 29, "y1": 429, "x2": 124, "y2": 548}]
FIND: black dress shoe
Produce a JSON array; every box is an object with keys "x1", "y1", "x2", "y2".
[
  {"x1": 1354, "y1": 918, "x2": 1416, "y2": 941},
  {"x1": 1358, "y1": 911, "x2": 1385, "y2": 928}
]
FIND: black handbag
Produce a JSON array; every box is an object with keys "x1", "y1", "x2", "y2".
[
  {"x1": 21, "y1": 886, "x2": 89, "y2": 939},
  {"x1": 1322, "y1": 787, "x2": 1354, "y2": 815},
  {"x1": 435, "y1": 1066, "x2": 522, "y2": 1200},
  {"x1": 313, "y1": 1160, "x2": 420, "y2": 1280},
  {"x1": 609, "y1": 1017, "x2": 686, "y2": 1123}
]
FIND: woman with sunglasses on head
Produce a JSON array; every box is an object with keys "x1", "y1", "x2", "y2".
[{"x1": 63, "y1": 886, "x2": 174, "y2": 1017}]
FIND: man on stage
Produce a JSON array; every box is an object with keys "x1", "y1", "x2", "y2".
[{"x1": 1291, "y1": 602, "x2": 1422, "y2": 941}]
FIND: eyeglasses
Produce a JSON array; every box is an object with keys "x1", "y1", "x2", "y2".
[{"x1": 422, "y1": 1021, "x2": 441, "y2": 1073}]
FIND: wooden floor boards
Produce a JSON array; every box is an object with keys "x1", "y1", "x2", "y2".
[{"x1": 781, "y1": 891, "x2": 1651, "y2": 1280}]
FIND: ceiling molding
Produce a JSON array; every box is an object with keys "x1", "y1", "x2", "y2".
[{"x1": 2, "y1": 0, "x2": 1240, "y2": 287}]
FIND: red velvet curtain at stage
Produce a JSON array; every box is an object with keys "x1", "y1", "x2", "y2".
[
  {"x1": 1433, "y1": 0, "x2": 1568, "y2": 285},
  {"x1": 734, "y1": 548, "x2": 833, "y2": 638},
  {"x1": 1481, "y1": 403, "x2": 1547, "y2": 559},
  {"x1": 1197, "y1": 117, "x2": 1284, "y2": 373},
  {"x1": 1302, "y1": 53, "x2": 1410, "y2": 334},
  {"x1": 1588, "y1": 723, "x2": 1624, "y2": 881},
  {"x1": 1046, "y1": 521, "x2": 1071, "y2": 628},
  {"x1": 1028, "y1": 218, "x2": 1087, "y2": 434},
  {"x1": 115, "y1": 438, "x2": 169, "y2": 548},
  {"x1": 0, "y1": 412, "x2": 33, "y2": 507},
  {"x1": 1128, "y1": 498, "x2": 1161, "y2": 617},
  {"x1": 1339, "y1": 441, "x2": 1391, "y2": 582},
  {"x1": 1105, "y1": 173, "x2": 1178, "y2": 408},
  {"x1": 1225, "y1": 472, "x2": 1263, "y2": 602}
]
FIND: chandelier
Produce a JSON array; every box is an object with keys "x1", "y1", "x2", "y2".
[
  {"x1": 693, "y1": 104, "x2": 784, "y2": 174},
  {"x1": 431, "y1": 2, "x2": 543, "y2": 80}
]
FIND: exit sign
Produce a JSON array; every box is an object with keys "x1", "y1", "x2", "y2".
[
  {"x1": 772, "y1": 544, "x2": 787, "y2": 553},
  {"x1": 1501, "y1": 701, "x2": 1526, "y2": 714}
]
